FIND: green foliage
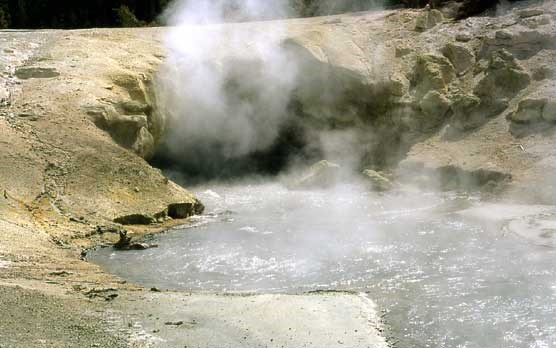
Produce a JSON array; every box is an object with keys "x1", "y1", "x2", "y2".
[
  {"x1": 116, "y1": 5, "x2": 144, "y2": 27},
  {"x1": 0, "y1": 7, "x2": 8, "y2": 29},
  {"x1": 0, "y1": 0, "x2": 482, "y2": 29},
  {"x1": 3, "y1": 0, "x2": 169, "y2": 29}
]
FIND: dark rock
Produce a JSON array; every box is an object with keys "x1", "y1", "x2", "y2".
[
  {"x1": 95, "y1": 225, "x2": 121, "y2": 234},
  {"x1": 444, "y1": 0, "x2": 499, "y2": 20},
  {"x1": 49, "y1": 271, "x2": 72, "y2": 277},
  {"x1": 398, "y1": 0, "x2": 502, "y2": 19},
  {"x1": 164, "y1": 321, "x2": 184, "y2": 326},
  {"x1": 83, "y1": 288, "x2": 119, "y2": 301},
  {"x1": 15, "y1": 67, "x2": 60, "y2": 79},
  {"x1": 168, "y1": 200, "x2": 205, "y2": 219},
  {"x1": 113, "y1": 213, "x2": 155, "y2": 225},
  {"x1": 130, "y1": 243, "x2": 150, "y2": 250},
  {"x1": 114, "y1": 230, "x2": 133, "y2": 250},
  {"x1": 113, "y1": 230, "x2": 158, "y2": 250}
]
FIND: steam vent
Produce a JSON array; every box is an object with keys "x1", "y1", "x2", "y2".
[{"x1": 2, "y1": 0, "x2": 556, "y2": 347}]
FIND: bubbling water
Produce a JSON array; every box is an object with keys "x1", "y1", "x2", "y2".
[{"x1": 91, "y1": 182, "x2": 556, "y2": 347}]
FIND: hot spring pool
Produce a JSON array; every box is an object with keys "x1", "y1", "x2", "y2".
[{"x1": 91, "y1": 182, "x2": 556, "y2": 348}]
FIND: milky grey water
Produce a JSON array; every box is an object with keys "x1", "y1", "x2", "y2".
[{"x1": 91, "y1": 182, "x2": 556, "y2": 348}]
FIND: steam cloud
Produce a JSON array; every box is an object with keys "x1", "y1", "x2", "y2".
[
  {"x1": 155, "y1": 0, "x2": 302, "y2": 179},
  {"x1": 154, "y1": 0, "x2": 388, "y2": 181}
]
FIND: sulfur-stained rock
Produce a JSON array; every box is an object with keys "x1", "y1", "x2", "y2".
[
  {"x1": 419, "y1": 90, "x2": 451, "y2": 127},
  {"x1": 118, "y1": 100, "x2": 150, "y2": 114},
  {"x1": 449, "y1": 93, "x2": 481, "y2": 130},
  {"x1": 82, "y1": 101, "x2": 156, "y2": 158},
  {"x1": 442, "y1": 42, "x2": 475, "y2": 76},
  {"x1": 415, "y1": 9, "x2": 444, "y2": 32},
  {"x1": 508, "y1": 98, "x2": 546, "y2": 123},
  {"x1": 389, "y1": 73, "x2": 410, "y2": 97},
  {"x1": 110, "y1": 70, "x2": 149, "y2": 103},
  {"x1": 132, "y1": 127, "x2": 155, "y2": 159},
  {"x1": 412, "y1": 54, "x2": 456, "y2": 98},
  {"x1": 362, "y1": 169, "x2": 394, "y2": 192}
]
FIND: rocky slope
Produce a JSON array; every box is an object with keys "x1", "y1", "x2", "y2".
[
  {"x1": 1, "y1": 0, "x2": 555, "y2": 346},
  {"x1": 153, "y1": 0, "x2": 556, "y2": 200}
]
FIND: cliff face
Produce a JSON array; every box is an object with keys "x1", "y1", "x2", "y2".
[{"x1": 152, "y1": 1, "x2": 556, "y2": 199}]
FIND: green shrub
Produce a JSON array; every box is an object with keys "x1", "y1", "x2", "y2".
[
  {"x1": 115, "y1": 5, "x2": 144, "y2": 28},
  {"x1": 0, "y1": 7, "x2": 9, "y2": 29}
]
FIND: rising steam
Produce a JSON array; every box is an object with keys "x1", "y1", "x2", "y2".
[{"x1": 154, "y1": 0, "x2": 303, "y2": 179}]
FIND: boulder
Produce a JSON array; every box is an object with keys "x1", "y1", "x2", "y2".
[
  {"x1": 291, "y1": 160, "x2": 341, "y2": 189},
  {"x1": 415, "y1": 9, "x2": 444, "y2": 32},
  {"x1": 362, "y1": 170, "x2": 393, "y2": 192},
  {"x1": 449, "y1": 93, "x2": 481, "y2": 130},
  {"x1": 508, "y1": 98, "x2": 546, "y2": 123},
  {"x1": 117, "y1": 100, "x2": 150, "y2": 114},
  {"x1": 517, "y1": 8, "x2": 544, "y2": 19},
  {"x1": 448, "y1": 92, "x2": 508, "y2": 132},
  {"x1": 168, "y1": 200, "x2": 205, "y2": 219},
  {"x1": 389, "y1": 73, "x2": 410, "y2": 97},
  {"x1": 474, "y1": 50, "x2": 531, "y2": 102},
  {"x1": 131, "y1": 127, "x2": 155, "y2": 159},
  {"x1": 419, "y1": 90, "x2": 451, "y2": 128},
  {"x1": 441, "y1": 43, "x2": 475, "y2": 76},
  {"x1": 83, "y1": 101, "x2": 156, "y2": 158},
  {"x1": 455, "y1": 33, "x2": 472, "y2": 43},
  {"x1": 412, "y1": 54, "x2": 456, "y2": 98}
]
